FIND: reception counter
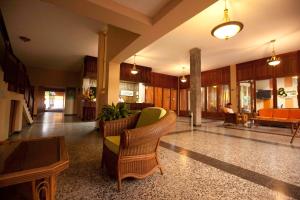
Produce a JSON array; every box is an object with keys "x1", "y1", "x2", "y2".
[
  {"x1": 81, "y1": 101, "x2": 96, "y2": 121},
  {"x1": 126, "y1": 103, "x2": 154, "y2": 110}
]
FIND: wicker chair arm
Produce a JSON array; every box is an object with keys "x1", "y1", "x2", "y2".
[
  {"x1": 121, "y1": 111, "x2": 176, "y2": 148},
  {"x1": 101, "y1": 113, "x2": 140, "y2": 137}
]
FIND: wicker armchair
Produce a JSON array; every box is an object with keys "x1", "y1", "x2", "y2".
[
  {"x1": 100, "y1": 110, "x2": 176, "y2": 190},
  {"x1": 224, "y1": 113, "x2": 248, "y2": 125}
]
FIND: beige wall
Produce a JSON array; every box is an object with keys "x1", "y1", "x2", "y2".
[
  {"x1": 0, "y1": 69, "x2": 24, "y2": 141},
  {"x1": 107, "y1": 25, "x2": 139, "y2": 61}
]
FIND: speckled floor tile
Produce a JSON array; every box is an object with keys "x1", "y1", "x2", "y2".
[{"x1": 10, "y1": 113, "x2": 300, "y2": 199}]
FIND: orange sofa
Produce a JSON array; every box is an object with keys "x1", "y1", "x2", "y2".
[
  {"x1": 257, "y1": 108, "x2": 300, "y2": 120},
  {"x1": 255, "y1": 108, "x2": 300, "y2": 143}
]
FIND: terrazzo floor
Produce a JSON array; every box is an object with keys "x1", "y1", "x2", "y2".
[{"x1": 11, "y1": 112, "x2": 300, "y2": 199}]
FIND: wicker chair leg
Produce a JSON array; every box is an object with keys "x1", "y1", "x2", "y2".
[
  {"x1": 117, "y1": 177, "x2": 122, "y2": 191},
  {"x1": 156, "y1": 156, "x2": 163, "y2": 175},
  {"x1": 158, "y1": 166, "x2": 163, "y2": 175},
  {"x1": 100, "y1": 151, "x2": 104, "y2": 169}
]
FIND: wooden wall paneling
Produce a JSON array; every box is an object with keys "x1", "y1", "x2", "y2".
[
  {"x1": 151, "y1": 72, "x2": 178, "y2": 88},
  {"x1": 171, "y1": 88, "x2": 177, "y2": 111},
  {"x1": 179, "y1": 75, "x2": 190, "y2": 89},
  {"x1": 201, "y1": 66, "x2": 230, "y2": 86},
  {"x1": 298, "y1": 74, "x2": 300, "y2": 108},
  {"x1": 145, "y1": 86, "x2": 154, "y2": 104},
  {"x1": 253, "y1": 80, "x2": 257, "y2": 112},
  {"x1": 274, "y1": 51, "x2": 299, "y2": 77},
  {"x1": 154, "y1": 87, "x2": 162, "y2": 107},
  {"x1": 120, "y1": 63, "x2": 152, "y2": 84},
  {"x1": 273, "y1": 78, "x2": 277, "y2": 108},
  {"x1": 237, "y1": 61, "x2": 254, "y2": 81},
  {"x1": 254, "y1": 58, "x2": 274, "y2": 80},
  {"x1": 83, "y1": 56, "x2": 97, "y2": 79},
  {"x1": 162, "y1": 88, "x2": 171, "y2": 110},
  {"x1": 179, "y1": 89, "x2": 187, "y2": 111}
]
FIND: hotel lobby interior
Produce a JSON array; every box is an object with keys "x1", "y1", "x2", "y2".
[{"x1": 0, "y1": 0, "x2": 300, "y2": 199}]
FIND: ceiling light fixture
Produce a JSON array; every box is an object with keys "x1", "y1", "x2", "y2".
[
  {"x1": 211, "y1": 0, "x2": 243, "y2": 40},
  {"x1": 267, "y1": 40, "x2": 281, "y2": 66},
  {"x1": 180, "y1": 67, "x2": 187, "y2": 83},
  {"x1": 131, "y1": 55, "x2": 138, "y2": 75}
]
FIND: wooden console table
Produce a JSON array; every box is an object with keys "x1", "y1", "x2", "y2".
[{"x1": 0, "y1": 136, "x2": 69, "y2": 200}]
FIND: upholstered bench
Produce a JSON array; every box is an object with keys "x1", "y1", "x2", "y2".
[{"x1": 251, "y1": 108, "x2": 300, "y2": 143}]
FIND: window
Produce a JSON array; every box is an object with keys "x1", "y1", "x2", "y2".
[
  {"x1": 207, "y1": 86, "x2": 217, "y2": 112},
  {"x1": 239, "y1": 81, "x2": 253, "y2": 113},
  {"x1": 277, "y1": 76, "x2": 298, "y2": 108},
  {"x1": 256, "y1": 79, "x2": 273, "y2": 111},
  {"x1": 218, "y1": 85, "x2": 230, "y2": 111}
]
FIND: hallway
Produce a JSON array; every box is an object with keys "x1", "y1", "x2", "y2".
[
  {"x1": 34, "y1": 112, "x2": 81, "y2": 124},
  {"x1": 10, "y1": 113, "x2": 300, "y2": 199}
]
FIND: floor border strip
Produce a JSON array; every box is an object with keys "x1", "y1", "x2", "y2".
[{"x1": 159, "y1": 141, "x2": 300, "y2": 199}]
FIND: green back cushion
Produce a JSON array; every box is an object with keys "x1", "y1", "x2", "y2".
[{"x1": 136, "y1": 107, "x2": 167, "y2": 128}]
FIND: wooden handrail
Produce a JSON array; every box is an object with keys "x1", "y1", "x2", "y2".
[{"x1": 0, "y1": 9, "x2": 34, "y2": 116}]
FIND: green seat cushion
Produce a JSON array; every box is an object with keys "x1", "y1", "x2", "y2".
[
  {"x1": 104, "y1": 136, "x2": 120, "y2": 154},
  {"x1": 136, "y1": 107, "x2": 167, "y2": 128}
]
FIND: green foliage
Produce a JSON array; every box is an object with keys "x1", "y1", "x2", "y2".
[{"x1": 97, "y1": 103, "x2": 130, "y2": 121}]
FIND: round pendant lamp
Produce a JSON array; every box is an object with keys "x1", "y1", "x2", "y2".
[
  {"x1": 131, "y1": 55, "x2": 138, "y2": 75},
  {"x1": 267, "y1": 40, "x2": 281, "y2": 66},
  {"x1": 211, "y1": 0, "x2": 243, "y2": 40}
]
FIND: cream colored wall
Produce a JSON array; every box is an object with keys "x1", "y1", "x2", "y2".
[
  {"x1": 0, "y1": 69, "x2": 24, "y2": 141},
  {"x1": 106, "y1": 25, "x2": 139, "y2": 62},
  {"x1": 107, "y1": 61, "x2": 120, "y2": 105}
]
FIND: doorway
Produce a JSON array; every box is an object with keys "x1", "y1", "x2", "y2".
[{"x1": 44, "y1": 90, "x2": 65, "y2": 112}]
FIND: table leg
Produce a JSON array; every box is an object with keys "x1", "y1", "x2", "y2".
[
  {"x1": 49, "y1": 175, "x2": 57, "y2": 200},
  {"x1": 290, "y1": 124, "x2": 300, "y2": 144},
  {"x1": 32, "y1": 181, "x2": 37, "y2": 200}
]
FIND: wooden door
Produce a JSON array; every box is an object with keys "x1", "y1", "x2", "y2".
[
  {"x1": 180, "y1": 89, "x2": 188, "y2": 111},
  {"x1": 171, "y1": 88, "x2": 177, "y2": 111},
  {"x1": 154, "y1": 87, "x2": 162, "y2": 107},
  {"x1": 145, "y1": 86, "x2": 154, "y2": 104},
  {"x1": 162, "y1": 88, "x2": 171, "y2": 110}
]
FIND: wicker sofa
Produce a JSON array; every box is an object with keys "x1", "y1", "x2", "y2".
[{"x1": 100, "y1": 107, "x2": 176, "y2": 190}]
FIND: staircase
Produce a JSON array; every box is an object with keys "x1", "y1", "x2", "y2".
[{"x1": 23, "y1": 101, "x2": 33, "y2": 124}]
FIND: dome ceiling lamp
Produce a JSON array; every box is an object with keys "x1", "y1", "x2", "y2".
[
  {"x1": 131, "y1": 54, "x2": 138, "y2": 75},
  {"x1": 180, "y1": 67, "x2": 187, "y2": 83},
  {"x1": 211, "y1": 0, "x2": 244, "y2": 40},
  {"x1": 267, "y1": 40, "x2": 281, "y2": 67}
]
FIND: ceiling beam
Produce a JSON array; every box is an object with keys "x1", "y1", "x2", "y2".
[
  {"x1": 42, "y1": 0, "x2": 152, "y2": 34},
  {"x1": 112, "y1": 0, "x2": 217, "y2": 63}
]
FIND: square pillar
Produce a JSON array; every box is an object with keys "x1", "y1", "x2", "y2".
[
  {"x1": 230, "y1": 64, "x2": 238, "y2": 112},
  {"x1": 190, "y1": 48, "x2": 202, "y2": 126},
  {"x1": 96, "y1": 31, "x2": 120, "y2": 117}
]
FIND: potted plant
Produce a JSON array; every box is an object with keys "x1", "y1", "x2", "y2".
[
  {"x1": 97, "y1": 103, "x2": 136, "y2": 134},
  {"x1": 98, "y1": 103, "x2": 130, "y2": 121}
]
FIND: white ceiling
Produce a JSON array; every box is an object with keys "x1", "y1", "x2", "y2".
[
  {"x1": 112, "y1": 0, "x2": 171, "y2": 18},
  {"x1": 1, "y1": 0, "x2": 106, "y2": 71},
  {"x1": 128, "y1": 0, "x2": 300, "y2": 76}
]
